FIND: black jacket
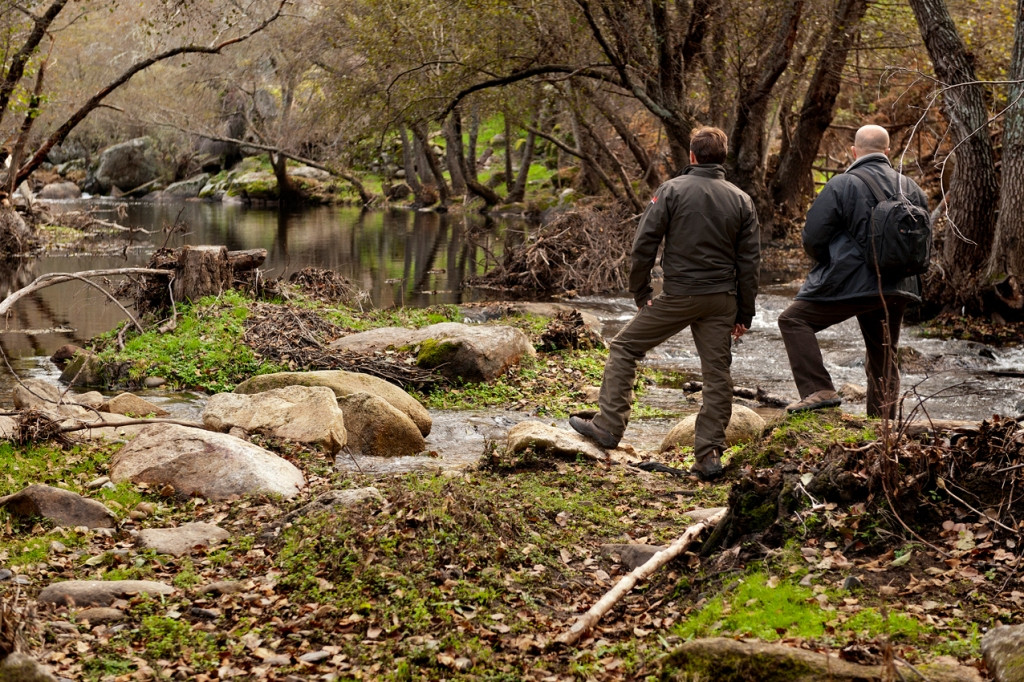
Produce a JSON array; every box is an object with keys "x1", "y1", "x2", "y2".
[
  {"x1": 630, "y1": 164, "x2": 761, "y2": 327},
  {"x1": 797, "y1": 153, "x2": 929, "y2": 302}
]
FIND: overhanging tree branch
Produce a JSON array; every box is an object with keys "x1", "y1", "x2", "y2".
[{"x1": 13, "y1": 0, "x2": 288, "y2": 187}]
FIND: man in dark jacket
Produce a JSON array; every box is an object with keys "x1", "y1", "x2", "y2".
[
  {"x1": 778, "y1": 124, "x2": 929, "y2": 418},
  {"x1": 570, "y1": 127, "x2": 760, "y2": 480}
]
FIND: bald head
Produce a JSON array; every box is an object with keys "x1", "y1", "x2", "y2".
[{"x1": 853, "y1": 125, "x2": 890, "y2": 157}]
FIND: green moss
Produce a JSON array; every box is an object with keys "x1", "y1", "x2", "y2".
[{"x1": 415, "y1": 338, "x2": 459, "y2": 368}]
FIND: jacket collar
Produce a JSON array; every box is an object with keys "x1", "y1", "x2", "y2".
[
  {"x1": 847, "y1": 152, "x2": 892, "y2": 172},
  {"x1": 681, "y1": 163, "x2": 726, "y2": 179}
]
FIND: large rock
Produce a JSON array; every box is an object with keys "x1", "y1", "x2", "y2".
[
  {"x1": 135, "y1": 523, "x2": 231, "y2": 556},
  {"x1": 36, "y1": 181, "x2": 82, "y2": 200},
  {"x1": 660, "y1": 404, "x2": 766, "y2": 452},
  {"x1": 58, "y1": 350, "x2": 106, "y2": 387},
  {"x1": 662, "y1": 637, "x2": 980, "y2": 682},
  {"x1": 0, "y1": 484, "x2": 116, "y2": 528},
  {"x1": 94, "y1": 137, "x2": 162, "y2": 193},
  {"x1": 109, "y1": 423, "x2": 305, "y2": 500},
  {"x1": 203, "y1": 385, "x2": 346, "y2": 453},
  {"x1": 13, "y1": 379, "x2": 91, "y2": 416},
  {"x1": 330, "y1": 322, "x2": 535, "y2": 383},
  {"x1": 234, "y1": 370, "x2": 430, "y2": 437},
  {"x1": 0, "y1": 653, "x2": 58, "y2": 682},
  {"x1": 37, "y1": 580, "x2": 175, "y2": 607},
  {"x1": 336, "y1": 393, "x2": 425, "y2": 458},
  {"x1": 506, "y1": 421, "x2": 608, "y2": 461},
  {"x1": 983, "y1": 624, "x2": 1024, "y2": 682},
  {"x1": 102, "y1": 392, "x2": 169, "y2": 417},
  {"x1": 162, "y1": 173, "x2": 210, "y2": 198}
]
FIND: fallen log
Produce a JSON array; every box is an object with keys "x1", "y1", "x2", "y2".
[{"x1": 555, "y1": 508, "x2": 727, "y2": 647}]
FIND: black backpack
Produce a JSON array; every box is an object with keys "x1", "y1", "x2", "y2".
[{"x1": 847, "y1": 168, "x2": 932, "y2": 279}]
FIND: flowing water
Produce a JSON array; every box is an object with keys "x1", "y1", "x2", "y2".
[{"x1": 2, "y1": 198, "x2": 1021, "y2": 435}]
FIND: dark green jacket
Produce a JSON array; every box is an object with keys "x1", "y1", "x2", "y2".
[
  {"x1": 797, "y1": 153, "x2": 929, "y2": 302},
  {"x1": 630, "y1": 164, "x2": 761, "y2": 327}
]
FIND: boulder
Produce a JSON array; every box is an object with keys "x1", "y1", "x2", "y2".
[
  {"x1": 0, "y1": 484, "x2": 116, "y2": 528},
  {"x1": 109, "y1": 423, "x2": 305, "y2": 500},
  {"x1": 203, "y1": 385, "x2": 346, "y2": 453},
  {"x1": 135, "y1": 522, "x2": 230, "y2": 556},
  {"x1": 0, "y1": 653, "x2": 58, "y2": 682},
  {"x1": 37, "y1": 580, "x2": 175, "y2": 607},
  {"x1": 58, "y1": 350, "x2": 106, "y2": 387},
  {"x1": 94, "y1": 137, "x2": 161, "y2": 193},
  {"x1": 661, "y1": 637, "x2": 980, "y2": 682},
  {"x1": 337, "y1": 393, "x2": 425, "y2": 458},
  {"x1": 506, "y1": 421, "x2": 608, "y2": 461},
  {"x1": 13, "y1": 379, "x2": 90, "y2": 416},
  {"x1": 235, "y1": 370, "x2": 430, "y2": 437},
  {"x1": 36, "y1": 181, "x2": 82, "y2": 200},
  {"x1": 102, "y1": 392, "x2": 169, "y2": 417},
  {"x1": 330, "y1": 322, "x2": 535, "y2": 382},
  {"x1": 162, "y1": 173, "x2": 210, "y2": 198},
  {"x1": 983, "y1": 624, "x2": 1024, "y2": 682},
  {"x1": 660, "y1": 404, "x2": 765, "y2": 452}
]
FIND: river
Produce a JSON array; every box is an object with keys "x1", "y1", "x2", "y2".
[{"x1": 1, "y1": 199, "x2": 1021, "y2": 425}]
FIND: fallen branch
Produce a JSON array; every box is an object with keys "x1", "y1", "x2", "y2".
[
  {"x1": 555, "y1": 508, "x2": 727, "y2": 647},
  {"x1": 0, "y1": 268, "x2": 172, "y2": 318}
]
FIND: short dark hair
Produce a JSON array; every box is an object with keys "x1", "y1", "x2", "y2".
[{"x1": 690, "y1": 127, "x2": 728, "y2": 164}]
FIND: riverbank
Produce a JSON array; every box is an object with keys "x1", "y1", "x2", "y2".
[{"x1": 1, "y1": 284, "x2": 1020, "y2": 680}]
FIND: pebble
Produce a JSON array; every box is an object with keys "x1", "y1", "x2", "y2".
[
  {"x1": 0, "y1": 569, "x2": 12, "y2": 581},
  {"x1": 14, "y1": 575, "x2": 30, "y2": 586},
  {"x1": 129, "y1": 510, "x2": 148, "y2": 521},
  {"x1": 298, "y1": 651, "x2": 330, "y2": 664},
  {"x1": 842, "y1": 575, "x2": 864, "y2": 591},
  {"x1": 50, "y1": 541, "x2": 67, "y2": 553},
  {"x1": 143, "y1": 377, "x2": 167, "y2": 388},
  {"x1": 189, "y1": 607, "x2": 220, "y2": 620},
  {"x1": 86, "y1": 476, "x2": 110, "y2": 490}
]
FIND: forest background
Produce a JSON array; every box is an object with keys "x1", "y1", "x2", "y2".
[{"x1": 2, "y1": 0, "x2": 1024, "y2": 318}]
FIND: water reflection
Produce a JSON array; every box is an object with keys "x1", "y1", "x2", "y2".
[{"x1": 0, "y1": 201, "x2": 521, "y2": 358}]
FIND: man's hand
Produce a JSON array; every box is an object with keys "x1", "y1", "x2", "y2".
[
  {"x1": 637, "y1": 300, "x2": 652, "y2": 310},
  {"x1": 732, "y1": 324, "x2": 748, "y2": 341}
]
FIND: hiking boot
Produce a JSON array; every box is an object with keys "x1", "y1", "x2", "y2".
[
  {"x1": 786, "y1": 389, "x2": 841, "y2": 413},
  {"x1": 569, "y1": 415, "x2": 620, "y2": 449},
  {"x1": 690, "y1": 452, "x2": 724, "y2": 482}
]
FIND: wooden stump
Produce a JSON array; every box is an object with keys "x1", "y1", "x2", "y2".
[{"x1": 172, "y1": 246, "x2": 232, "y2": 302}]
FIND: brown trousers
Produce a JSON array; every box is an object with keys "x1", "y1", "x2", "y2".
[
  {"x1": 593, "y1": 292, "x2": 736, "y2": 460},
  {"x1": 777, "y1": 297, "x2": 909, "y2": 418}
]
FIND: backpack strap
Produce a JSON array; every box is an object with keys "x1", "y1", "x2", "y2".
[{"x1": 846, "y1": 167, "x2": 892, "y2": 204}]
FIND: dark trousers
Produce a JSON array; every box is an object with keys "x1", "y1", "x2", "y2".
[
  {"x1": 777, "y1": 297, "x2": 909, "y2": 418},
  {"x1": 593, "y1": 292, "x2": 736, "y2": 460}
]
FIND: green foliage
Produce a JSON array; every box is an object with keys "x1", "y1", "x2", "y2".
[{"x1": 94, "y1": 290, "x2": 285, "y2": 392}]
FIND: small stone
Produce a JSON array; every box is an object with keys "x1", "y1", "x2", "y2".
[
  {"x1": 842, "y1": 575, "x2": 863, "y2": 591},
  {"x1": 76, "y1": 607, "x2": 126, "y2": 625},
  {"x1": 265, "y1": 656, "x2": 291, "y2": 666},
  {"x1": 47, "y1": 621, "x2": 78, "y2": 633},
  {"x1": 85, "y1": 476, "x2": 110, "y2": 490},
  {"x1": 135, "y1": 502, "x2": 155, "y2": 515},
  {"x1": 14, "y1": 575, "x2": 31, "y2": 585},
  {"x1": 197, "y1": 581, "x2": 245, "y2": 596},
  {"x1": 129, "y1": 510, "x2": 148, "y2": 520},
  {"x1": 188, "y1": 607, "x2": 219, "y2": 620},
  {"x1": 298, "y1": 651, "x2": 330, "y2": 664},
  {"x1": 101, "y1": 482, "x2": 115, "y2": 490},
  {"x1": 455, "y1": 657, "x2": 472, "y2": 671},
  {"x1": 50, "y1": 541, "x2": 67, "y2": 553},
  {"x1": 143, "y1": 377, "x2": 167, "y2": 388},
  {"x1": 0, "y1": 569, "x2": 12, "y2": 581}
]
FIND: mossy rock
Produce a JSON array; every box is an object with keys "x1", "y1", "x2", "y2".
[{"x1": 415, "y1": 339, "x2": 460, "y2": 369}]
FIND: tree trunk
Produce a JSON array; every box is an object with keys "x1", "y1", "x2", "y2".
[
  {"x1": 443, "y1": 116, "x2": 468, "y2": 196},
  {"x1": 771, "y1": 0, "x2": 869, "y2": 217},
  {"x1": 987, "y1": 0, "x2": 1024, "y2": 314},
  {"x1": 909, "y1": 0, "x2": 1001, "y2": 310},
  {"x1": 412, "y1": 123, "x2": 451, "y2": 208},
  {"x1": 398, "y1": 125, "x2": 424, "y2": 197},
  {"x1": 0, "y1": 206, "x2": 34, "y2": 256},
  {"x1": 172, "y1": 246, "x2": 232, "y2": 302},
  {"x1": 449, "y1": 107, "x2": 502, "y2": 207},
  {"x1": 729, "y1": 0, "x2": 804, "y2": 242},
  {"x1": 503, "y1": 110, "x2": 515, "y2": 191}
]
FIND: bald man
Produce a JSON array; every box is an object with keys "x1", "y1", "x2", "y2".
[{"x1": 778, "y1": 124, "x2": 929, "y2": 418}]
